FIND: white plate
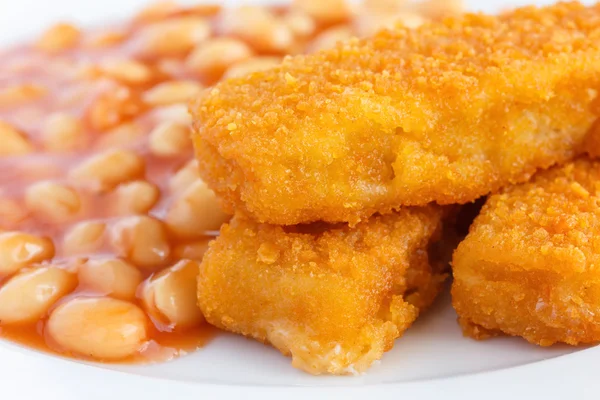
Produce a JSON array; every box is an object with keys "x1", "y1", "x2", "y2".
[{"x1": 0, "y1": 1, "x2": 597, "y2": 399}]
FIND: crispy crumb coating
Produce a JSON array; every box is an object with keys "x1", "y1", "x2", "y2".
[
  {"x1": 452, "y1": 158, "x2": 600, "y2": 346},
  {"x1": 198, "y1": 206, "x2": 450, "y2": 375},
  {"x1": 192, "y1": 2, "x2": 600, "y2": 225}
]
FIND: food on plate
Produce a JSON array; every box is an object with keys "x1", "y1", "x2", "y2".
[
  {"x1": 0, "y1": 0, "x2": 452, "y2": 365},
  {"x1": 192, "y1": 1, "x2": 600, "y2": 226},
  {"x1": 199, "y1": 206, "x2": 453, "y2": 375},
  {"x1": 142, "y1": 260, "x2": 205, "y2": 330},
  {"x1": 46, "y1": 297, "x2": 149, "y2": 360},
  {"x1": 453, "y1": 158, "x2": 600, "y2": 345}
]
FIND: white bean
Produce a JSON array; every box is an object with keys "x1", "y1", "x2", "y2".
[
  {"x1": 0, "y1": 266, "x2": 76, "y2": 324},
  {"x1": 308, "y1": 26, "x2": 353, "y2": 52},
  {"x1": 36, "y1": 23, "x2": 80, "y2": 53},
  {"x1": 143, "y1": 80, "x2": 204, "y2": 106},
  {"x1": 219, "y1": 7, "x2": 293, "y2": 53},
  {"x1": 78, "y1": 259, "x2": 142, "y2": 300},
  {"x1": 165, "y1": 179, "x2": 230, "y2": 239},
  {"x1": 186, "y1": 38, "x2": 253, "y2": 80},
  {"x1": 112, "y1": 180, "x2": 159, "y2": 215},
  {"x1": 25, "y1": 181, "x2": 82, "y2": 223},
  {"x1": 222, "y1": 56, "x2": 280, "y2": 80},
  {"x1": 41, "y1": 113, "x2": 87, "y2": 152},
  {"x1": 292, "y1": 0, "x2": 352, "y2": 25},
  {"x1": 136, "y1": 17, "x2": 211, "y2": 57},
  {"x1": 47, "y1": 297, "x2": 148, "y2": 360},
  {"x1": 70, "y1": 149, "x2": 145, "y2": 192},
  {"x1": 169, "y1": 160, "x2": 200, "y2": 195},
  {"x1": 101, "y1": 59, "x2": 153, "y2": 84},
  {"x1": 173, "y1": 238, "x2": 212, "y2": 261},
  {"x1": 142, "y1": 260, "x2": 203, "y2": 329},
  {"x1": 62, "y1": 221, "x2": 106, "y2": 256},
  {"x1": 0, "y1": 232, "x2": 55, "y2": 276},
  {"x1": 110, "y1": 216, "x2": 171, "y2": 269},
  {"x1": 148, "y1": 122, "x2": 192, "y2": 157}
]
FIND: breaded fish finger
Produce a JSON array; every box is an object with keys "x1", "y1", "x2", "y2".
[
  {"x1": 453, "y1": 158, "x2": 600, "y2": 346},
  {"x1": 192, "y1": 2, "x2": 600, "y2": 225},
  {"x1": 198, "y1": 207, "x2": 451, "y2": 375}
]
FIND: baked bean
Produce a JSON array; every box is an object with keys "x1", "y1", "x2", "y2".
[
  {"x1": 284, "y1": 10, "x2": 316, "y2": 38},
  {"x1": 156, "y1": 58, "x2": 187, "y2": 78},
  {"x1": 134, "y1": 1, "x2": 181, "y2": 23},
  {"x1": 143, "y1": 80, "x2": 204, "y2": 106},
  {"x1": 165, "y1": 179, "x2": 229, "y2": 238},
  {"x1": 396, "y1": 12, "x2": 426, "y2": 29},
  {"x1": 151, "y1": 104, "x2": 193, "y2": 125},
  {"x1": 25, "y1": 181, "x2": 82, "y2": 223},
  {"x1": 62, "y1": 221, "x2": 106, "y2": 256},
  {"x1": 169, "y1": 160, "x2": 200, "y2": 194},
  {"x1": 94, "y1": 122, "x2": 145, "y2": 150},
  {"x1": 308, "y1": 26, "x2": 353, "y2": 52},
  {"x1": 41, "y1": 113, "x2": 87, "y2": 152},
  {"x1": 142, "y1": 260, "x2": 203, "y2": 329},
  {"x1": 110, "y1": 216, "x2": 171, "y2": 269},
  {"x1": 219, "y1": 7, "x2": 293, "y2": 53},
  {"x1": 78, "y1": 259, "x2": 142, "y2": 300},
  {"x1": 362, "y1": 0, "x2": 407, "y2": 12},
  {"x1": 186, "y1": 38, "x2": 253, "y2": 81},
  {"x1": 173, "y1": 238, "x2": 212, "y2": 261},
  {"x1": 87, "y1": 86, "x2": 146, "y2": 131},
  {"x1": 0, "y1": 232, "x2": 55, "y2": 276},
  {"x1": 36, "y1": 23, "x2": 81, "y2": 53},
  {"x1": 136, "y1": 17, "x2": 211, "y2": 57},
  {"x1": 70, "y1": 149, "x2": 145, "y2": 192},
  {"x1": 222, "y1": 56, "x2": 281, "y2": 80},
  {"x1": 356, "y1": 1, "x2": 427, "y2": 36},
  {"x1": 420, "y1": 0, "x2": 463, "y2": 18},
  {"x1": 148, "y1": 122, "x2": 191, "y2": 157},
  {"x1": 0, "y1": 121, "x2": 33, "y2": 156},
  {"x1": 0, "y1": 266, "x2": 76, "y2": 324},
  {"x1": 101, "y1": 59, "x2": 153, "y2": 84},
  {"x1": 112, "y1": 180, "x2": 160, "y2": 215},
  {"x1": 47, "y1": 297, "x2": 148, "y2": 360},
  {"x1": 292, "y1": 0, "x2": 353, "y2": 25},
  {"x1": 0, "y1": 84, "x2": 47, "y2": 107},
  {"x1": 85, "y1": 30, "x2": 127, "y2": 48},
  {"x1": 187, "y1": 5, "x2": 222, "y2": 17}
]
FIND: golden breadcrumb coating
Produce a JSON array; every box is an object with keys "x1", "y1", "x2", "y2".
[
  {"x1": 198, "y1": 207, "x2": 450, "y2": 375},
  {"x1": 192, "y1": 2, "x2": 600, "y2": 225},
  {"x1": 453, "y1": 158, "x2": 600, "y2": 346}
]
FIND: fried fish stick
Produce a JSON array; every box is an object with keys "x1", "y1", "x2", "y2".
[
  {"x1": 453, "y1": 158, "x2": 600, "y2": 346},
  {"x1": 198, "y1": 206, "x2": 450, "y2": 375},
  {"x1": 192, "y1": 2, "x2": 600, "y2": 225}
]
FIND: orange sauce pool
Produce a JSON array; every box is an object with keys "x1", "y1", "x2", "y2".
[
  {"x1": 0, "y1": 0, "x2": 456, "y2": 364},
  {"x1": 0, "y1": 321, "x2": 217, "y2": 364}
]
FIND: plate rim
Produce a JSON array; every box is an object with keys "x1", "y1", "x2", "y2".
[{"x1": 1, "y1": 337, "x2": 599, "y2": 399}]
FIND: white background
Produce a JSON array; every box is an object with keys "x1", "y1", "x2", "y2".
[{"x1": 0, "y1": 1, "x2": 598, "y2": 399}]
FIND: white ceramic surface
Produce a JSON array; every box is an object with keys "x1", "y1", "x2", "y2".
[{"x1": 0, "y1": 0, "x2": 597, "y2": 399}]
